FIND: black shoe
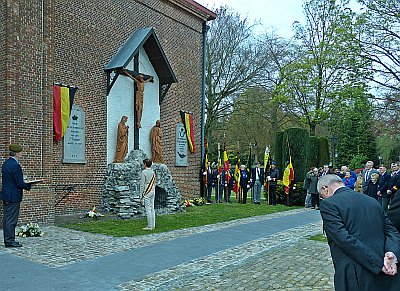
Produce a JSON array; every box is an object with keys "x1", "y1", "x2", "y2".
[{"x1": 5, "y1": 242, "x2": 22, "y2": 248}]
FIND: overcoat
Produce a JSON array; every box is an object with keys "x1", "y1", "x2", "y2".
[
  {"x1": 320, "y1": 187, "x2": 400, "y2": 291},
  {"x1": 0, "y1": 157, "x2": 31, "y2": 202}
]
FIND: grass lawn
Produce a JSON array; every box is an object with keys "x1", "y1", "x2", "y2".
[
  {"x1": 308, "y1": 233, "x2": 327, "y2": 242},
  {"x1": 57, "y1": 200, "x2": 298, "y2": 237}
]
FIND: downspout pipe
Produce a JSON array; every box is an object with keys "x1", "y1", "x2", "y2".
[
  {"x1": 200, "y1": 22, "x2": 209, "y2": 196},
  {"x1": 201, "y1": 22, "x2": 209, "y2": 163}
]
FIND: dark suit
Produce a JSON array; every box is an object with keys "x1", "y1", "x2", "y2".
[
  {"x1": 217, "y1": 170, "x2": 227, "y2": 203},
  {"x1": 320, "y1": 187, "x2": 400, "y2": 290},
  {"x1": 388, "y1": 171, "x2": 400, "y2": 198},
  {"x1": 226, "y1": 169, "x2": 234, "y2": 202},
  {"x1": 362, "y1": 168, "x2": 379, "y2": 194},
  {"x1": 378, "y1": 171, "x2": 391, "y2": 210},
  {"x1": 1, "y1": 157, "x2": 31, "y2": 245},
  {"x1": 204, "y1": 166, "x2": 213, "y2": 203},
  {"x1": 268, "y1": 167, "x2": 279, "y2": 205},
  {"x1": 239, "y1": 169, "x2": 250, "y2": 204}
]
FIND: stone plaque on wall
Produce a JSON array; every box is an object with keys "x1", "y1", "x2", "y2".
[
  {"x1": 63, "y1": 105, "x2": 87, "y2": 164},
  {"x1": 175, "y1": 123, "x2": 188, "y2": 166}
]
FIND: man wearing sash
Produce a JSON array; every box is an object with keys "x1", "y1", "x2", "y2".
[{"x1": 140, "y1": 159, "x2": 156, "y2": 230}]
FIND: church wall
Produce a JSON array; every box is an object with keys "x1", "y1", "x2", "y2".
[
  {"x1": 0, "y1": 0, "x2": 55, "y2": 224},
  {"x1": 0, "y1": 0, "x2": 6, "y2": 148},
  {"x1": 1, "y1": 0, "x2": 206, "y2": 222},
  {"x1": 51, "y1": 0, "x2": 204, "y2": 214}
]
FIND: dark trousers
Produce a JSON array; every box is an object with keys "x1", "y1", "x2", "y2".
[
  {"x1": 3, "y1": 201, "x2": 21, "y2": 244},
  {"x1": 239, "y1": 187, "x2": 248, "y2": 204},
  {"x1": 225, "y1": 186, "x2": 232, "y2": 202},
  {"x1": 217, "y1": 185, "x2": 225, "y2": 202},
  {"x1": 206, "y1": 185, "x2": 212, "y2": 202},
  {"x1": 269, "y1": 184, "x2": 277, "y2": 205},
  {"x1": 311, "y1": 194, "x2": 320, "y2": 208}
]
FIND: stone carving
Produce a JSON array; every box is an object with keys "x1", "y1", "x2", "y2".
[
  {"x1": 103, "y1": 150, "x2": 183, "y2": 219},
  {"x1": 150, "y1": 120, "x2": 163, "y2": 163},
  {"x1": 114, "y1": 116, "x2": 129, "y2": 163}
]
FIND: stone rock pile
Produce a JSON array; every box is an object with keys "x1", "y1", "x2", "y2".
[{"x1": 102, "y1": 150, "x2": 183, "y2": 219}]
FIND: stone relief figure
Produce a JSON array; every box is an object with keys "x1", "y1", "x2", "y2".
[
  {"x1": 114, "y1": 116, "x2": 129, "y2": 163},
  {"x1": 122, "y1": 69, "x2": 153, "y2": 129},
  {"x1": 150, "y1": 120, "x2": 163, "y2": 163}
]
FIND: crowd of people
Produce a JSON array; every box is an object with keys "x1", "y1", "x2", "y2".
[
  {"x1": 202, "y1": 161, "x2": 280, "y2": 205},
  {"x1": 304, "y1": 161, "x2": 400, "y2": 215}
]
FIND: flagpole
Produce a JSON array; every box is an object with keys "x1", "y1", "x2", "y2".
[
  {"x1": 217, "y1": 142, "x2": 221, "y2": 203},
  {"x1": 249, "y1": 142, "x2": 252, "y2": 204}
]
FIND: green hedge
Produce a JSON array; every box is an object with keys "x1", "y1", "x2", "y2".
[
  {"x1": 318, "y1": 137, "x2": 329, "y2": 166},
  {"x1": 308, "y1": 136, "x2": 319, "y2": 169},
  {"x1": 275, "y1": 131, "x2": 283, "y2": 171},
  {"x1": 263, "y1": 181, "x2": 305, "y2": 206},
  {"x1": 282, "y1": 128, "x2": 309, "y2": 183}
]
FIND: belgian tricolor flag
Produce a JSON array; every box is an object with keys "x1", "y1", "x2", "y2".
[
  {"x1": 53, "y1": 84, "x2": 78, "y2": 142},
  {"x1": 180, "y1": 111, "x2": 196, "y2": 153}
]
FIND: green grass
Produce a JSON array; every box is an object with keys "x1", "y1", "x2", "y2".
[
  {"x1": 58, "y1": 201, "x2": 297, "y2": 237},
  {"x1": 308, "y1": 233, "x2": 327, "y2": 242}
]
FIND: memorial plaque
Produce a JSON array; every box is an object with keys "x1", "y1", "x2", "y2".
[
  {"x1": 175, "y1": 123, "x2": 188, "y2": 166},
  {"x1": 63, "y1": 105, "x2": 87, "y2": 164}
]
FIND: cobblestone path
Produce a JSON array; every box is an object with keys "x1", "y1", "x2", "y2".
[{"x1": 0, "y1": 208, "x2": 334, "y2": 290}]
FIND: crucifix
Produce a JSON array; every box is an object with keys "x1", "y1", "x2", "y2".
[{"x1": 122, "y1": 68, "x2": 153, "y2": 129}]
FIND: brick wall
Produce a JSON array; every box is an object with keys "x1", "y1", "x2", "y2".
[
  {"x1": 0, "y1": 0, "x2": 54, "y2": 224},
  {"x1": 0, "y1": 0, "x2": 6, "y2": 153},
  {"x1": 1, "y1": 0, "x2": 206, "y2": 223}
]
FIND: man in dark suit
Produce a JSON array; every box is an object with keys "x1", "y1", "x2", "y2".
[
  {"x1": 1, "y1": 144, "x2": 32, "y2": 247},
  {"x1": 318, "y1": 174, "x2": 400, "y2": 290},
  {"x1": 388, "y1": 162, "x2": 400, "y2": 200},
  {"x1": 251, "y1": 162, "x2": 264, "y2": 205},
  {"x1": 319, "y1": 165, "x2": 331, "y2": 177},
  {"x1": 267, "y1": 162, "x2": 279, "y2": 205},
  {"x1": 362, "y1": 160, "x2": 379, "y2": 194},
  {"x1": 202, "y1": 161, "x2": 213, "y2": 204},
  {"x1": 378, "y1": 165, "x2": 392, "y2": 211},
  {"x1": 226, "y1": 166, "x2": 234, "y2": 203},
  {"x1": 239, "y1": 165, "x2": 251, "y2": 204}
]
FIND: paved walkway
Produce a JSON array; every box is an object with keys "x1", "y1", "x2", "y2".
[{"x1": 0, "y1": 208, "x2": 334, "y2": 290}]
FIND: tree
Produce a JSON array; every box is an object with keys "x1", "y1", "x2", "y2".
[
  {"x1": 355, "y1": 0, "x2": 400, "y2": 92},
  {"x1": 330, "y1": 91, "x2": 379, "y2": 167},
  {"x1": 205, "y1": 6, "x2": 268, "y2": 139},
  {"x1": 278, "y1": 0, "x2": 369, "y2": 135},
  {"x1": 256, "y1": 33, "x2": 298, "y2": 143}
]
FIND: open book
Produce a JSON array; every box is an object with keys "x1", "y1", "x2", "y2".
[{"x1": 24, "y1": 179, "x2": 45, "y2": 184}]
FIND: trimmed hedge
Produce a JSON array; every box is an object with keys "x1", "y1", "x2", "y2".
[
  {"x1": 308, "y1": 136, "x2": 319, "y2": 168},
  {"x1": 318, "y1": 137, "x2": 329, "y2": 166},
  {"x1": 275, "y1": 131, "x2": 283, "y2": 172},
  {"x1": 282, "y1": 128, "x2": 309, "y2": 183}
]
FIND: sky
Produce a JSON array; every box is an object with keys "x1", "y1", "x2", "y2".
[
  {"x1": 196, "y1": 0, "x2": 305, "y2": 37},
  {"x1": 196, "y1": 0, "x2": 362, "y2": 38}
]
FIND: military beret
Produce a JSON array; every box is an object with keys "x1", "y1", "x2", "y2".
[{"x1": 9, "y1": 143, "x2": 23, "y2": 152}]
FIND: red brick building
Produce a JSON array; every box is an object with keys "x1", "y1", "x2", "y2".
[{"x1": 0, "y1": 0, "x2": 216, "y2": 224}]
